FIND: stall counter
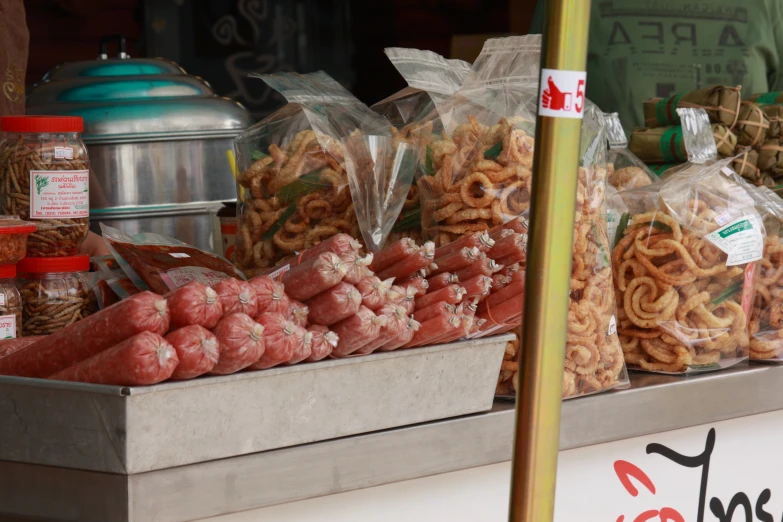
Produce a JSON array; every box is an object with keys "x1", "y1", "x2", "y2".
[{"x1": 2, "y1": 363, "x2": 783, "y2": 521}]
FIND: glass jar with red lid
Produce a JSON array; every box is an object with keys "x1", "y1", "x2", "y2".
[
  {"x1": 0, "y1": 264, "x2": 22, "y2": 339},
  {"x1": 0, "y1": 216, "x2": 36, "y2": 264},
  {"x1": 16, "y1": 255, "x2": 96, "y2": 336},
  {"x1": 0, "y1": 116, "x2": 90, "y2": 257}
]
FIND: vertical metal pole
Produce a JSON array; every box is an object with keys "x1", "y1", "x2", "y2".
[{"x1": 508, "y1": 1, "x2": 591, "y2": 521}]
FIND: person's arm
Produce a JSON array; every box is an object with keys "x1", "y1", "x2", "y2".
[
  {"x1": 528, "y1": 0, "x2": 546, "y2": 34},
  {"x1": 80, "y1": 231, "x2": 111, "y2": 257}
]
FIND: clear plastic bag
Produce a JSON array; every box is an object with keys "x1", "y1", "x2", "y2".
[
  {"x1": 604, "y1": 113, "x2": 657, "y2": 191},
  {"x1": 234, "y1": 71, "x2": 397, "y2": 275},
  {"x1": 410, "y1": 35, "x2": 629, "y2": 398},
  {"x1": 372, "y1": 48, "x2": 471, "y2": 246},
  {"x1": 611, "y1": 157, "x2": 763, "y2": 373},
  {"x1": 741, "y1": 185, "x2": 783, "y2": 361},
  {"x1": 101, "y1": 224, "x2": 244, "y2": 295}
]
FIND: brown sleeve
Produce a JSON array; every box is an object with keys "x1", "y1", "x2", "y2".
[{"x1": 0, "y1": 0, "x2": 29, "y2": 117}]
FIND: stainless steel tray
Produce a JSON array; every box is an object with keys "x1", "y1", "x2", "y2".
[{"x1": 0, "y1": 335, "x2": 511, "y2": 474}]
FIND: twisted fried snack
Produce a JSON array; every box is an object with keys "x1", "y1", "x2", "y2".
[{"x1": 613, "y1": 206, "x2": 751, "y2": 372}]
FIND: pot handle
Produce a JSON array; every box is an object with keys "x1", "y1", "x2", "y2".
[{"x1": 98, "y1": 35, "x2": 129, "y2": 60}]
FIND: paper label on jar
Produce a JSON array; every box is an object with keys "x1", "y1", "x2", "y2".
[
  {"x1": 0, "y1": 294, "x2": 4, "y2": 307},
  {"x1": 0, "y1": 314, "x2": 16, "y2": 339},
  {"x1": 159, "y1": 266, "x2": 231, "y2": 291},
  {"x1": 705, "y1": 214, "x2": 763, "y2": 266},
  {"x1": 54, "y1": 147, "x2": 73, "y2": 160},
  {"x1": 29, "y1": 170, "x2": 89, "y2": 219}
]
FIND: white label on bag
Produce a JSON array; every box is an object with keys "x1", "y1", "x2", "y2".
[
  {"x1": 29, "y1": 170, "x2": 89, "y2": 219},
  {"x1": 159, "y1": 266, "x2": 230, "y2": 291},
  {"x1": 0, "y1": 314, "x2": 16, "y2": 339},
  {"x1": 705, "y1": 214, "x2": 763, "y2": 266},
  {"x1": 268, "y1": 264, "x2": 291, "y2": 280},
  {"x1": 608, "y1": 315, "x2": 617, "y2": 336},
  {"x1": 169, "y1": 253, "x2": 190, "y2": 259},
  {"x1": 54, "y1": 147, "x2": 73, "y2": 160},
  {"x1": 714, "y1": 210, "x2": 733, "y2": 226},
  {"x1": 538, "y1": 69, "x2": 587, "y2": 119}
]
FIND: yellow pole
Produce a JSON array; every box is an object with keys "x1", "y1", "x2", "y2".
[{"x1": 508, "y1": 1, "x2": 591, "y2": 521}]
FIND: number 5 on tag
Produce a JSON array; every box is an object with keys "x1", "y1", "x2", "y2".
[{"x1": 539, "y1": 69, "x2": 587, "y2": 119}]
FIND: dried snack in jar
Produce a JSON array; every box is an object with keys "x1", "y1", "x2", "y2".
[
  {"x1": 210, "y1": 313, "x2": 265, "y2": 375},
  {"x1": 611, "y1": 158, "x2": 762, "y2": 374},
  {"x1": 234, "y1": 72, "x2": 392, "y2": 271},
  {"x1": 0, "y1": 116, "x2": 90, "y2": 257},
  {"x1": 0, "y1": 217, "x2": 35, "y2": 264},
  {"x1": 0, "y1": 264, "x2": 22, "y2": 339},
  {"x1": 165, "y1": 325, "x2": 220, "y2": 379},
  {"x1": 167, "y1": 282, "x2": 224, "y2": 330},
  {"x1": 249, "y1": 313, "x2": 299, "y2": 370},
  {"x1": 49, "y1": 331, "x2": 178, "y2": 386},
  {"x1": 17, "y1": 255, "x2": 97, "y2": 336},
  {"x1": 0, "y1": 291, "x2": 169, "y2": 378},
  {"x1": 102, "y1": 224, "x2": 245, "y2": 295},
  {"x1": 306, "y1": 325, "x2": 338, "y2": 362}
]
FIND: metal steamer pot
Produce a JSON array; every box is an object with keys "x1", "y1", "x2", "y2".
[{"x1": 25, "y1": 36, "x2": 252, "y2": 252}]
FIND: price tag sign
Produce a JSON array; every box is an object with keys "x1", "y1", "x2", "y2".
[{"x1": 538, "y1": 69, "x2": 587, "y2": 119}]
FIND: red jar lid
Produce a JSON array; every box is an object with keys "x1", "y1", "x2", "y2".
[
  {"x1": 0, "y1": 216, "x2": 36, "y2": 235},
  {"x1": 17, "y1": 255, "x2": 90, "y2": 274},
  {"x1": 0, "y1": 264, "x2": 16, "y2": 278},
  {"x1": 1, "y1": 116, "x2": 84, "y2": 133}
]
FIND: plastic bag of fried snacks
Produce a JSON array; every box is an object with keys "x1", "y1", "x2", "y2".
[
  {"x1": 610, "y1": 157, "x2": 764, "y2": 373},
  {"x1": 233, "y1": 71, "x2": 391, "y2": 276},
  {"x1": 373, "y1": 48, "x2": 471, "y2": 246},
  {"x1": 410, "y1": 34, "x2": 629, "y2": 398}
]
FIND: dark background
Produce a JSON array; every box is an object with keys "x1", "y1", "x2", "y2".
[{"x1": 26, "y1": 0, "x2": 537, "y2": 119}]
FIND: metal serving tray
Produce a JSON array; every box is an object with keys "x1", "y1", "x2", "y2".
[{"x1": 0, "y1": 335, "x2": 511, "y2": 474}]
